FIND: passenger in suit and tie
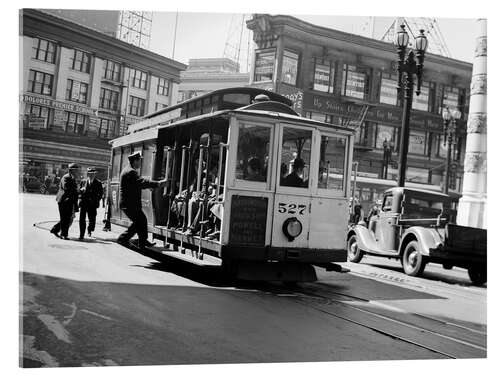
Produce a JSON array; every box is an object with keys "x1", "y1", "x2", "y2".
[
  {"x1": 78, "y1": 167, "x2": 104, "y2": 240},
  {"x1": 50, "y1": 163, "x2": 80, "y2": 240}
]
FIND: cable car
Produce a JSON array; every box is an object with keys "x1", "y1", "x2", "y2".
[{"x1": 108, "y1": 87, "x2": 355, "y2": 282}]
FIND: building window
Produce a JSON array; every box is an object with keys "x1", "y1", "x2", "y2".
[
  {"x1": 376, "y1": 125, "x2": 397, "y2": 149},
  {"x1": 70, "y1": 50, "x2": 91, "y2": 73},
  {"x1": 407, "y1": 167, "x2": 429, "y2": 184},
  {"x1": 254, "y1": 49, "x2": 276, "y2": 82},
  {"x1": 130, "y1": 68, "x2": 148, "y2": 89},
  {"x1": 99, "y1": 88, "x2": 120, "y2": 111},
  {"x1": 128, "y1": 96, "x2": 146, "y2": 116},
  {"x1": 442, "y1": 86, "x2": 460, "y2": 113},
  {"x1": 157, "y1": 78, "x2": 170, "y2": 96},
  {"x1": 408, "y1": 130, "x2": 427, "y2": 155},
  {"x1": 103, "y1": 60, "x2": 121, "y2": 81},
  {"x1": 31, "y1": 38, "x2": 56, "y2": 63},
  {"x1": 413, "y1": 82, "x2": 430, "y2": 112},
  {"x1": 354, "y1": 122, "x2": 377, "y2": 148},
  {"x1": 65, "y1": 112, "x2": 87, "y2": 134},
  {"x1": 65, "y1": 79, "x2": 88, "y2": 104},
  {"x1": 380, "y1": 73, "x2": 399, "y2": 105},
  {"x1": 98, "y1": 118, "x2": 116, "y2": 139},
  {"x1": 28, "y1": 70, "x2": 53, "y2": 96},
  {"x1": 313, "y1": 59, "x2": 335, "y2": 93},
  {"x1": 281, "y1": 50, "x2": 299, "y2": 86},
  {"x1": 26, "y1": 105, "x2": 51, "y2": 129},
  {"x1": 342, "y1": 65, "x2": 369, "y2": 100},
  {"x1": 155, "y1": 102, "x2": 168, "y2": 111}
]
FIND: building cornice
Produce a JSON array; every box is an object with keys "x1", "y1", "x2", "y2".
[
  {"x1": 21, "y1": 9, "x2": 187, "y2": 82},
  {"x1": 247, "y1": 14, "x2": 472, "y2": 74}
]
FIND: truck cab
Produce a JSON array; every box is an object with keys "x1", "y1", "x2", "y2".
[{"x1": 347, "y1": 187, "x2": 487, "y2": 285}]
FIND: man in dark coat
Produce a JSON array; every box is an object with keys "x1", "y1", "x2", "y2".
[
  {"x1": 78, "y1": 167, "x2": 103, "y2": 240},
  {"x1": 282, "y1": 158, "x2": 306, "y2": 188},
  {"x1": 50, "y1": 163, "x2": 80, "y2": 240},
  {"x1": 117, "y1": 151, "x2": 167, "y2": 249}
]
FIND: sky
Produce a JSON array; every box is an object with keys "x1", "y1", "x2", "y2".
[{"x1": 148, "y1": 12, "x2": 477, "y2": 71}]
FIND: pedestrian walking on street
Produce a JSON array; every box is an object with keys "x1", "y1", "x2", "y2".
[
  {"x1": 50, "y1": 163, "x2": 79, "y2": 240},
  {"x1": 78, "y1": 167, "x2": 103, "y2": 240},
  {"x1": 117, "y1": 151, "x2": 167, "y2": 250}
]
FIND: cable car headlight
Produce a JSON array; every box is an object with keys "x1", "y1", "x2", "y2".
[{"x1": 282, "y1": 217, "x2": 303, "y2": 241}]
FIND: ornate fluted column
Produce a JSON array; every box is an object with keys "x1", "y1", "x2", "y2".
[{"x1": 457, "y1": 19, "x2": 487, "y2": 229}]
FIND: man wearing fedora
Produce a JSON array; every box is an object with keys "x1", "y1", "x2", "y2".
[
  {"x1": 78, "y1": 167, "x2": 104, "y2": 240},
  {"x1": 50, "y1": 163, "x2": 80, "y2": 240},
  {"x1": 117, "y1": 151, "x2": 167, "y2": 250}
]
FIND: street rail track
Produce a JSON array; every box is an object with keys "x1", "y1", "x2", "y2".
[
  {"x1": 33, "y1": 220, "x2": 486, "y2": 359},
  {"x1": 260, "y1": 282, "x2": 486, "y2": 359}
]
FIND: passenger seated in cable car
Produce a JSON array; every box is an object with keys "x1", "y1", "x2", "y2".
[
  {"x1": 281, "y1": 158, "x2": 307, "y2": 188},
  {"x1": 184, "y1": 164, "x2": 222, "y2": 239},
  {"x1": 245, "y1": 156, "x2": 266, "y2": 182}
]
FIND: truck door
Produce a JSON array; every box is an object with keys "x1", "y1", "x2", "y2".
[{"x1": 375, "y1": 192, "x2": 398, "y2": 252}]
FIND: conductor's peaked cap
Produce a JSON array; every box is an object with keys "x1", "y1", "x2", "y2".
[
  {"x1": 128, "y1": 151, "x2": 143, "y2": 162},
  {"x1": 68, "y1": 163, "x2": 79, "y2": 170}
]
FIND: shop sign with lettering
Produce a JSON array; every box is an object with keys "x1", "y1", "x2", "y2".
[
  {"x1": 304, "y1": 93, "x2": 462, "y2": 132},
  {"x1": 22, "y1": 93, "x2": 95, "y2": 116},
  {"x1": 278, "y1": 83, "x2": 303, "y2": 112}
]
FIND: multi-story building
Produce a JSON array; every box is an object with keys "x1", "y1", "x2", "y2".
[
  {"x1": 20, "y1": 9, "x2": 186, "y2": 181},
  {"x1": 178, "y1": 58, "x2": 249, "y2": 102},
  {"x1": 247, "y1": 14, "x2": 472, "y2": 205}
]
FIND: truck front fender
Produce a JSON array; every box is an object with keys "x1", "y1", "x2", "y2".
[
  {"x1": 400, "y1": 226, "x2": 444, "y2": 256},
  {"x1": 347, "y1": 225, "x2": 378, "y2": 253}
]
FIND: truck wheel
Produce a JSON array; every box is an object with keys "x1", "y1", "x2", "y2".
[
  {"x1": 347, "y1": 235, "x2": 364, "y2": 263},
  {"x1": 401, "y1": 240, "x2": 426, "y2": 276},
  {"x1": 468, "y1": 267, "x2": 486, "y2": 285}
]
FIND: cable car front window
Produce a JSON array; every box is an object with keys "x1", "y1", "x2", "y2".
[
  {"x1": 317, "y1": 135, "x2": 346, "y2": 191},
  {"x1": 235, "y1": 123, "x2": 270, "y2": 183},
  {"x1": 280, "y1": 127, "x2": 312, "y2": 189}
]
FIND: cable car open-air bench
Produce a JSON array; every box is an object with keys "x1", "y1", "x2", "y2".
[{"x1": 108, "y1": 87, "x2": 355, "y2": 282}]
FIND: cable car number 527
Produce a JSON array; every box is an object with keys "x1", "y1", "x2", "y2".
[{"x1": 277, "y1": 203, "x2": 307, "y2": 215}]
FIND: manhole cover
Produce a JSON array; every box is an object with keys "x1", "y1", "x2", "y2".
[{"x1": 48, "y1": 244, "x2": 88, "y2": 250}]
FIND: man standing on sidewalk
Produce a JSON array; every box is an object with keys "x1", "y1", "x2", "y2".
[
  {"x1": 78, "y1": 167, "x2": 103, "y2": 240},
  {"x1": 117, "y1": 152, "x2": 167, "y2": 250},
  {"x1": 50, "y1": 163, "x2": 79, "y2": 240}
]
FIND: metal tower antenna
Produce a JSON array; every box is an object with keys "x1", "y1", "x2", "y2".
[
  {"x1": 381, "y1": 17, "x2": 452, "y2": 57},
  {"x1": 223, "y1": 14, "x2": 253, "y2": 72}
]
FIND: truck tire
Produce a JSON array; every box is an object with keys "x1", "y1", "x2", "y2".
[
  {"x1": 401, "y1": 240, "x2": 426, "y2": 277},
  {"x1": 468, "y1": 267, "x2": 486, "y2": 285},
  {"x1": 347, "y1": 234, "x2": 364, "y2": 263}
]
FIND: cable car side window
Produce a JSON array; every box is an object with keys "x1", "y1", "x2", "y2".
[
  {"x1": 280, "y1": 127, "x2": 312, "y2": 189},
  {"x1": 235, "y1": 123, "x2": 271, "y2": 183},
  {"x1": 318, "y1": 135, "x2": 346, "y2": 191}
]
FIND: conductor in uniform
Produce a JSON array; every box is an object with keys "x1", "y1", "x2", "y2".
[
  {"x1": 117, "y1": 151, "x2": 167, "y2": 250},
  {"x1": 78, "y1": 167, "x2": 103, "y2": 240},
  {"x1": 50, "y1": 163, "x2": 79, "y2": 240}
]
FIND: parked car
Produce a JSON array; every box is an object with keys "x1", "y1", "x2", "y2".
[
  {"x1": 346, "y1": 187, "x2": 487, "y2": 285},
  {"x1": 23, "y1": 176, "x2": 43, "y2": 193}
]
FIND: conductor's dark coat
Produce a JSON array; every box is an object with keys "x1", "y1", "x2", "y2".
[
  {"x1": 118, "y1": 166, "x2": 159, "y2": 211},
  {"x1": 55, "y1": 173, "x2": 79, "y2": 209}
]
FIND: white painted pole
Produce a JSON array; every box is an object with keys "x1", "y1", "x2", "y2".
[{"x1": 457, "y1": 19, "x2": 487, "y2": 229}]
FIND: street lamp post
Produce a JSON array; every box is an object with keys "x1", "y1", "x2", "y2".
[
  {"x1": 395, "y1": 25, "x2": 428, "y2": 187},
  {"x1": 441, "y1": 107, "x2": 461, "y2": 194}
]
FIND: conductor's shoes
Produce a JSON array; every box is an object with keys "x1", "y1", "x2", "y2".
[{"x1": 50, "y1": 229, "x2": 60, "y2": 238}]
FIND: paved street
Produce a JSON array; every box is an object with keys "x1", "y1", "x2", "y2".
[{"x1": 20, "y1": 193, "x2": 486, "y2": 367}]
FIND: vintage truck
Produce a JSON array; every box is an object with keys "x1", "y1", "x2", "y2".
[{"x1": 346, "y1": 187, "x2": 487, "y2": 285}]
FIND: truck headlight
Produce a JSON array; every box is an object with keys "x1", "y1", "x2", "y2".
[{"x1": 282, "y1": 217, "x2": 302, "y2": 241}]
